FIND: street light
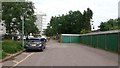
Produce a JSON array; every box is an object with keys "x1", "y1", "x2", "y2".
[
  {"x1": 56, "y1": 23, "x2": 62, "y2": 40},
  {"x1": 20, "y1": 8, "x2": 29, "y2": 48},
  {"x1": 20, "y1": 15, "x2": 24, "y2": 48},
  {"x1": 57, "y1": 23, "x2": 62, "y2": 33}
]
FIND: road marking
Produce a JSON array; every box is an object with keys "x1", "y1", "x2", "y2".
[
  {"x1": 12, "y1": 60, "x2": 19, "y2": 64},
  {"x1": 11, "y1": 53, "x2": 34, "y2": 68}
]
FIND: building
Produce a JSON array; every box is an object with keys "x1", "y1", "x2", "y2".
[
  {"x1": 119, "y1": 1, "x2": 120, "y2": 18},
  {"x1": 0, "y1": 20, "x2": 6, "y2": 35},
  {"x1": 35, "y1": 13, "x2": 46, "y2": 35},
  {"x1": 36, "y1": 14, "x2": 42, "y2": 33}
]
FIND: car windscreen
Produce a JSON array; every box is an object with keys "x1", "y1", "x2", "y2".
[{"x1": 27, "y1": 38, "x2": 40, "y2": 42}]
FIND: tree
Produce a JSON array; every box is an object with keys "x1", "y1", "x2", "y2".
[
  {"x1": 99, "y1": 18, "x2": 119, "y2": 31},
  {"x1": 82, "y1": 8, "x2": 93, "y2": 32},
  {"x1": 2, "y1": 2, "x2": 39, "y2": 37},
  {"x1": 44, "y1": 8, "x2": 93, "y2": 36},
  {"x1": 117, "y1": 18, "x2": 120, "y2": 29}
]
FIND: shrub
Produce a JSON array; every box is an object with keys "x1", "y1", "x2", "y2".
[
  {"x1": 0, "y1": 51, "x2": 7, "y2": 59},
  {"x1": 2, "y1": 40, "x2": 23, "y2": 54}
]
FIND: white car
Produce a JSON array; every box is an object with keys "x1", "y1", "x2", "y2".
[{"x1": 41, "y1": 35, "x2": 47, "y2": 42}]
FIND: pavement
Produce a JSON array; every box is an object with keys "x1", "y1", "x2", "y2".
[{"x1": 2, "y1": 40, "x2": 118, "y2": 66}]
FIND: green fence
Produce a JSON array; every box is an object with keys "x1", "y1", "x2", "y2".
[
  {"x1": 61, "y1": 30, "x2": 119, "y2": 52},
  {"x1": 62, "y1": 35, "x2": 71, "y2": 43},
  {"x1": 79, "y1": 32, "x2": 119, "y2": 52},
  {"x1": 62, "y1": 34, "x2": 80, "y2": 43}
]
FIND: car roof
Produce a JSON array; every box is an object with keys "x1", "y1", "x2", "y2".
[{"x1": 28, "y1": 37, "x2": 46, "y2": 40}]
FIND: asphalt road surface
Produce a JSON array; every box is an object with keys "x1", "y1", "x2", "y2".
[{"x1": 2, "y1": 40, "x2": 118, "y2": 66}]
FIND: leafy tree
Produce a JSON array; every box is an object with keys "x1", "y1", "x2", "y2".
[
  {"x1": 82, "y1": 8, "x2": 93, "y2": 32},
  {"x1": 117, "y1": 18, "x2": 120, "y2": 29},
  {"x1": 2, "y1": 2, "x2": 39, "y2": 36},
  {"x1": 99, "y1": 19, "x2": 119, "y2": 31},
  {"x1": 44, "y1": 8, "x2": 93, "y2": 36}
]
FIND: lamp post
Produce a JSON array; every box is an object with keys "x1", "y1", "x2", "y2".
[
  {"x1": 56, "y1": 23, "x2": 62, "y2": 40},
  {"x1": 20, "y1": 8, "x2": 31, "y2": 48},
  {"x1": 20, "y1": 15, "x2": 24, "y2": 48}
]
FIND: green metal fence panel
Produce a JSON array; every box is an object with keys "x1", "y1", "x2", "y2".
[
  {"x1": 61, "y1": 31, "x2": 119, "y2": 52},
  {"x1": 79, "y1": 36, "x2": 82, "y2": 43},
  {"x1": 80, "y1": 36, "x2": 84, "y2": 44},
  {"x1": 97, "y1": 34, "x2": 106, "y2": 49},
  {"x1": 71, "y1": 36, "x2": 80, "y2": 43},
  {"x1": 62, "y1": 35, "x2": 71, "y2": 43},
  {"x1": 86, "y1": 36, "x2": 89, "y2": 45},
  {"x1": 91, "y1": 35, "x2": 97, "y2": 48},
  {"x1": 84, "y1": 35, "x2": 87, "y2": 45},
  {"x1": 83, "y1": 36, "x2": 86, "y2": 44},
  {"x1": 88, "y1": 35, "x2": 92, "y2": 46},
  {"x1": 86, "y1": 35, "x2": 88, "y2": 45},
  {"x1": 80, "y1": 36, "x2": 83, "y2": 43},
  {"x1": 106, "y1": 33, "x2": 118, "y2": 52}
]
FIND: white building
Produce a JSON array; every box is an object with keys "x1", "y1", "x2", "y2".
[
  {"x1": 35, "y1": 13, "x2": 46, "y2": 34},
  {"x1": 0, "y1": 20, "x2": 6, "y2": 35},
  {"x1": 36, "y1": 14, "x2": 42, "y2": 32},
  {"x1": 119, "y1": 1, "x2": 120, "y2": 18}
]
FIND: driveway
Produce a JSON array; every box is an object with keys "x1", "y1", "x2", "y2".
[{"x1": 2, "y1": 40, "x2": 118, "y2": 66}]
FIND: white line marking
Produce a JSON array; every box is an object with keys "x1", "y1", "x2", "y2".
[
  {"x1": 11, "y1": 53, "x2": 34, "y2": 68},
  {"x1": 12, "y1": 60, "x2": 19, "y2": 64}
]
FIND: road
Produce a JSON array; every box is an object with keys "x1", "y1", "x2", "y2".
[{"x1": 2, "y1": 40, "x2": 118, "y2": 66}]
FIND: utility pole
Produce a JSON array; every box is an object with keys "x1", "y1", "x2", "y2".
[
  {"x1": 20, "y1": 8, "x2": 27, "y2": 48},
  {"x1": 20, "y1": 15, "x2": 24, "y2": 48}
]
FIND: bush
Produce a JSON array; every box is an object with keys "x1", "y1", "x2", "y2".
[
  {"x1": 3, "y1": 34, "x2": 12, "y2": 40},
  {"x1": 2, "y1": 40, "x2": 23, "y2": 54},
  {"x1": 0, "y1": 51, "x2": 7, "y2": 59}
]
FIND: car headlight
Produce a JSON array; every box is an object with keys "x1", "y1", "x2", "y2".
[{"x1": 37, "y1": 44, "x2": 42, "y2": 46}]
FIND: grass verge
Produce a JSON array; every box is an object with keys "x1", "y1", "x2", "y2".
[{"x1": 0, "y1": 40, "x2": 24, "y2": 59}]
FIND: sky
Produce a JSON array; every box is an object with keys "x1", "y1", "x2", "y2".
[{"x1": 30, "y1": 0, "x2": 119, "y2": 30}]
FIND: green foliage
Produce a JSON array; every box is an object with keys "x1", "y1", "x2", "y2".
[
  {"x1": 0, "y1": 51, "x2": 7, "y2": 59},
  {"x1": 99, "y1": 19, "x2": 120, "y2": 31},
  {"x1": 118, "y1": 18, "x2": 120, "y2": 28},
  {"x1": 2, "y1": 40, "x2": 23, "y2": 54},
  {"x1": 44, "y1": 8, "x2": 93, "y2": 36},
  {"x1": 3, "y1": 34, "x2": 12, "y2": 40},
  {"x1": 80, "y1": 29, "x2": 90, "y2": 34},
  {"x1": 2, "y1": 2, "x2": 39, "y2": 35}
]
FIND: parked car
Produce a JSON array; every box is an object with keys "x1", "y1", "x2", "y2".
[
  {"x1": 25, "y1": 38, "x2": 46, "y2": 51},
  {"x1": 41, "y1": 35, "x2": 47, "y2": 42}
]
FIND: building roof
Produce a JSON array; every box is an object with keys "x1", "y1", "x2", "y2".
[{"x1": 62, "y1": 30, "x2": 120, "y2": 36}]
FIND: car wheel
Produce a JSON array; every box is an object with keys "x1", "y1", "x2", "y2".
[
  {"x1": 25, "y1": 49, "x2": 28, "y2": 52},
  {"x1": 43, "y1": 46, "x2": 46, "y2": 49},
  {"x1": 40, "y1": 48, "x2": 43, "y2": 52}
]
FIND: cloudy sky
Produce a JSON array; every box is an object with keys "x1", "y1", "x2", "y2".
[{"x1": 30, "y1": 0, "x2": 119, "y2": 30}]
